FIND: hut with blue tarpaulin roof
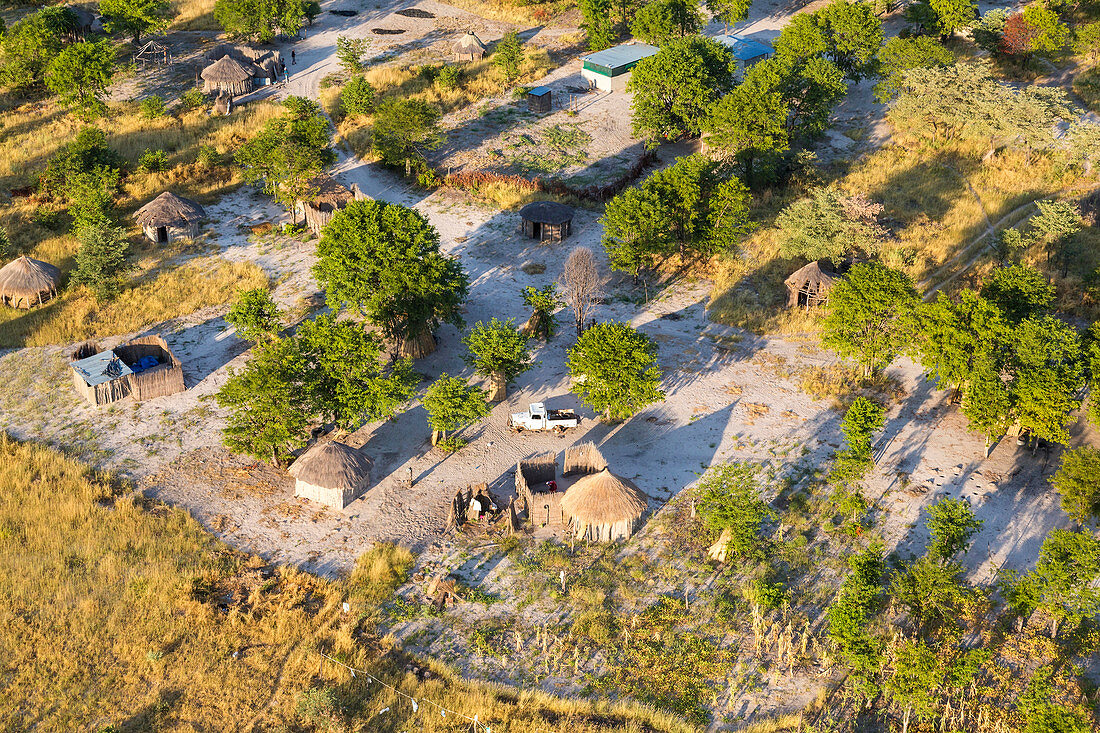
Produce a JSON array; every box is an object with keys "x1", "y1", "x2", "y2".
[
  {"x1": 580, "y1": 42, "x2": 659, "y2": 92},
  {"x1": 70, "y1": 336, "x2": 185, "y2": 406},
  {"x1": 713, "y1": 34, "x2": 774, "y2": 74}
]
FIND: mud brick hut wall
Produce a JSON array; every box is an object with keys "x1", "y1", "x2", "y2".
[{"x1": 516, "y1": 452, "x2": 562, "y2": 527}]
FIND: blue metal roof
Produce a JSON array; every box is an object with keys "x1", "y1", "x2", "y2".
[
  {"x1": 71, "y1": 350, "x2": 132, "y2": 387},
  {"x1": 529, "y1": 85, "x2": 552, "y2": 96},
  {"x1": 713, "y1": 34, "x2": 774, "y2": 62},
  {"x1": 580, "y1": 43, "x2": 659, "y2": 71}
]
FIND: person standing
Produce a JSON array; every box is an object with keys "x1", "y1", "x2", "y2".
[{"x1": 291, "y1": 50, "x2": 296, "y2": 64}]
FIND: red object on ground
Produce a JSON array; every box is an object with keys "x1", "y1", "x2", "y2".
[{"x1": 546, "y1": 480, "x2": 557, "y2": 492}]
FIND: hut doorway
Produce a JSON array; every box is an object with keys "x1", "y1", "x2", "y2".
[{"x1": 155, "y1": 226, "x2": 168, "y2": 243}]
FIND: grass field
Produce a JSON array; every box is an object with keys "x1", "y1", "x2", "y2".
[{"x1": 0, "y1": 434, "x2": 696, "y2": 732}]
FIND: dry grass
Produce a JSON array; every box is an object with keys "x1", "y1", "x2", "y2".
[
  {"x1": 0, "y1": 434, "x2": 696, "y2": 732},
  {"x1": 169, "y1": 0, "x2": 218, "y2": 30},
  {"x1": 438, "y1": 0, "x2": 573, "y2": 24}
]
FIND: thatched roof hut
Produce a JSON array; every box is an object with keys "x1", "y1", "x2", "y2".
[
  {"x1": 520, "y1": 201, "x2": 574, "y2": 242},
  {"x1": 70, "y1": 336, "x2": 185, "y2": 406},
  {"x1": 454, "y1": 32, "x2": 487, "y2": 62},
  {"x1": 295, "y1": 176, "x2": 367, "y2": 236},
  {"x1": 561, "y1": 468, "x2": 647, "y2": 542},
  {"x1": 0, "y1": 256, "x2": 61, "y2": 309},
  {"x1": 784, "y1": 260, "x2": 839, "y2": 308},
  {"x1": 201, "y1": 55, "x2": 254, "y2": 96},
  {"x1": 134, "y1": 192, "x2": 206, "y2": 243},
  {"x1": 204, "y1": 44, "x2": 283, "y2": 85},
  {"x1": 289, "y1": 441, "x2": 372, "y2": 509}
]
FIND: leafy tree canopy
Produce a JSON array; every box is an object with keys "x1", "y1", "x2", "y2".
[
  {"x1": 823, "y1": 262, "x2": 919, "y2": 377},
  {"x1": 341, "y1": 75, "x2": 375, "y2": 117},
  {"x1": 45, "y1": 38, "x2": 116, "y2": 118},
  {"x1": 370, "y1": 97, "x2": 443, "y2": 167},
  {"x1": 980, "y1": 263, "x2": 1054, "y2": 323},
  {"x1": 776, "y1": 186, "x2": 885, "y2": 264},
  {"x1": 873, "y1": 36, "x2": 953, "y2": 102},
  {"x1": 521, "y1": 284, "x2": 561, "y2": 340},
  {"x1": 580, "y1": 0, "x2": 617, "y2": 50},
  {"x1": 492, "y1": 30, "x2": 525, "y2": 83},
  {"x1": 100, "y1": 0, "x2": 171, "y2": 43},
  {"x1": 71, "y1": 222, "x2": 130, "y2": 301},
  {"x1": 567, "y1": 321, "x2": 665, "y2": 420},
  {"x1": 926, "y1": 497, "x2": 983, "y2": 560},
  {"x1": 462, "y1": 318, "x2": 532, "y2": 398},
  {"x1": 226, "y1": 287, "x2": 282, "y2": 343},
  {"x1": 695, "y1": 463, "x2": 775, "y2": 560},
  {"x1": 214, "y1": 0, "x2": 308, "y2": 42},
  {"x1": 1051, "y1": 447, "x2": 1100, "y2": 525},
  {"x1": 705, "y1": 0, "x2": 752, "y2": 27},
  {"x1": 1001, "y1": 529, "x2": 1100, "y2": 637},
  {"x1": 1010, "y1": 315, "x2": 1084, "y2": 444},
  {"x1": 0, "y1": 7, "x2": 73, "y2": 90},
  {"x1": 422, "y1": 373, "x2": 489, "y2": 441},
  {"x1": 631, "y1": 0, "x2": 703, "y2": 45},
  {"x1": 914, "y1": 289, "x2": 1010, "y2": 394}
]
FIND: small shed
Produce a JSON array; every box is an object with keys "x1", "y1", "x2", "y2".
[
  {"x1": 784, "y1": 260, "x2": 839, "y2": 308},
  {"x1": 201, "y1": 55, "x2": 255, "y2": 96},
  {"x1": 0, "y1": 256, "x2": 61, "y2": 309},
  {"x1": 519, "y1": 201, "x2": 574, "y2": 242},
  {"x1": 560, "y1": 468, "x2": 648, "y2": 542},
  {"x1": 453, "y1": 32, "x2": 487, "y2": 62},
  {"x1": 295, "y1": 176, "x2": 368, "y2": 236},
  {"x1": 516, "y1": 452, "x2": 562, "y2": 528},
  {"x1": 527, "y1": 85, "x2": 552, "y2": 113},
  {"x1": 713, "y1": 34, "x2": 774, "y2": 74},
  {"x1": 134, "y1": 192, "x2": 206, "y2": 243},
  {"x1": 289, "y1": 441, "x2": 372, "y2": 509},
  {"x1": 70, "y1": 336, "x2": 185, "y2": 406},
  {"x1": 580, "y1": 42, "x2": 659, "y2": 92}
]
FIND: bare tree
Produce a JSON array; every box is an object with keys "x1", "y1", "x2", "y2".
[{"x1": 560, "y1": 246, "x2": 602, "y2": 337}]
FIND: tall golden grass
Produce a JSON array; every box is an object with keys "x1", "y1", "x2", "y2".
[
  {"x1": 0, "y1": 434, "x2": 697, "y2": 732},
  {"x1": 169, "y1": 0, "x2": 218, "y2": 30}
]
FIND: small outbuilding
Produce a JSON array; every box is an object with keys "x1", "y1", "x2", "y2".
[
  {"x1": 0, "y1": 256, "x2": 61, "y2": 309},
  {"x1": 527, "y1": 85, "x2": 552, "y2": 113},
  {"x1": 453, "y1": 32, "x2": 487, "y2": 62},
  {"x1": 560, "y1": 468, "x2": 648, "y2": 542},
  {"x1": 784, "y1": 260, "x2": 840, "y2": 308},
  {"x1": 70, "y1": 336, "x2": 185, "y2": 406},
  {"x1": 580, "y1": 42, "x2": 659, "y2": 92},
  {"x1": 295, "y1": 176, "x2": 367, "y2": 236},
  {"x1": 713, "y1": 34, "x2": 774, "y2": 74},
  {"x1": 519, "y1": 201, "x2": 574, "y2": 242},
  {"x1": 201, "y1": 55, "x2": 255, "y2": 96},
  {"x1": 289, "y1": 441, "x2": 373, "y2": 509},
  {"x1": 134, "y1": 192, "x2": 206, "y2": 243}
]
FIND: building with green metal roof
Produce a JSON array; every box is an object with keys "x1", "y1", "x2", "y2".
[{"x1": 580, "y1": 42, "x2": 659, "y2": 92}]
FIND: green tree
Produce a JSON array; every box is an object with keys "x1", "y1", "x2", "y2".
[
  {"x1": 521, "y1": 284, "x2": 561, "y2": 340},
  {"x1": 492, "y1": 30, "x2": 525, "y2": 83},
  {"x1": 567, "y1": 321, "x2": 665, "y2": 420},
  {"x1": 336, "y1": 36, "x2": 368, "y2": 75},
  {"x1": 1030, "y1": 199, "x2": 1080, "y2": 271},
  {"x1": 774, "y1": 13, "x2": 829, "y2": 65},
  {"x1": 827, "y1": 542, "x2": 886, "y2": 693},
  {"x1": 0, "y1": 7, "x2": 71, "y2": 90},
  {"x1": 1022, "y1": 3, "x2": 1068, "y2": 56},
  {"x1": 213, "y1": 0, "x2": 306, "y2": 42},
  {"x1": 341, "y1": 75, "x2": 375, "y2": 116},
  {"x1": 601, "y1": 183, "x2": 672, "y2": 280},
  {"x1": 980, "y1": 263, "x2": 1054, "y2": 324},
  {"x1": 823, "y1": 262, "x2": 919, "y2": 378},
  {"x1": 580, "y1": 0, "x2": 617, "y2": 50},
  {"x1": 705, "y1": 61, "x2": 791, "y2": 185},
  {"x1": 370, "y1": 98, "x2": 443, "y2": 167},
  {"x1": 831, "y1": 396, "x2": 886, "y2": 485},
  {"x1": 100, "y1": 0, "x2": 171, "y2": 43},
  {"x1": 216, "y1": 337, "x2": 311, "y2": 465},
  {"x1": 314, "y1": 200, "x2": 469, "y2": 358},
  {"x1": 706, "y1": 0, "x2": 752, "y2": 29},
  {"x1": 235, "y1": 96, "x2": 333, "y2": 218},
  {"x1": 462, "y1": 318, "x2": 533, "y2": 401},
  {"x1": 873, "y1": 36, "x2": 953, "y2": 102},
  {"x1": 885, "y1": 640, "x2": 944, "y2": 733},
  {"x1": 696, "y1": 463, "x2": 775, "y2": 560},
  {"x1": 68, "y1": 166, "x2": 121, "y2": 237},
  {"x1": 972, "y1": 8, "x2": 1007, "y2": 52},
  {"x1": 422, "y1": 373, "x2": 489, "y2": 447},
  {"x1": 890, "y1": 557, "x2": 974, "y2": 631},
  {"x1": 226, "y1": 287, "x2": 282, "y2": 342},
  {"x1": 139, "y1": 95, "x2": 166, "y2": 119},
  {"x1": 1018, "y1": 667, "x2": 1094, "y2": 733},
  {"x1": 0, "y1": 227, "x2": 10, "y2": 261},
  {"x1": 705, "y1": 176, "x2": 754, "y2": 257},
  {"x1": 776, "y1": 186, "x2": 885, "y2": 264},
  {"x1": 961, "y1": 353, "x2": 1015, "y2": 442},
  {"x1": 70, "y1": 223, "x2": 130, "y2": 301},
  {"x1": 1085, "y1": 321, "x2": 1100, "y2": 425},
  {"x1": 41, "y1": 127, "x2": 122, "y2": 201},
  {"x1": 1011, "y1": 316, "x2": 1084, "y2": 445},
  {"x1": 1001, "y1": 528, "x2": 1100, "y2": 638},
  {"x1": 816, "y1": 0, "x2": 884, "y2": 82},
  {"x1": 926, "y1": 497, "x2": 983, "y2": 561},
  {"x1": 45, "y1": 39, "x2": 116, "y2": 118},
  {"x1": 928, "y1": 0, "x2": 977, "y2": 38},
  {"x1": 297, "y1": 314, "x2": 418, "y2": 430},
  {"x1": 1051, "y1": 447, "x2": 1100, "y2": 525},
  {"x1": 915, "y1": 289, "x2": 1009, "y2": 398},
  {"x1": 628, "y1": 36, "x2": 736, "y2": 143},
  {"x1": 631, "y1": 0, "x2": 702, "y2": 45}
]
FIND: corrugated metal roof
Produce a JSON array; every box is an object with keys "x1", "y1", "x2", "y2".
[
  {"x1": 713, "y1": 34, "x2": 774, "y2": 62},
  {"x1": 529, "y1": 85, "x2": 552, "y2": 96},
  {"x1": 580, "y1": 43, "x2": 659, "y2": 70},
  {"x1": 71, "y1": 350, "x2": 132, "y2": 387}
]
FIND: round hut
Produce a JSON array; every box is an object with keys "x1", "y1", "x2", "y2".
[
  {"x1": 201, "y1": 55, "x2": 254, "y2": 96},
  {"x1": 289, "y1": 441, "x2": 373, "y2": 509},
  {"x1": 0, "y1": 256, "x2": 61, "y2": 308},
  {"x1": 453, "y1": 32, "x2": 487, "y2": 62},
  {"x1": 134, "y1": 191, "x2": 207, "y2": 244},
  {"x1": 560, "y1": 468, "x2": 648, "y2": 542},
  {"x1": 784, "y1": 260, "x2": 839, "y2": 309},
  {"x1": 519, "y1": 201, "x2": 574, "y2": 242}
]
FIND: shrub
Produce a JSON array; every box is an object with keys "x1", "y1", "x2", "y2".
[
  {"x1": 436, "y1": 64, "x2": 462, "y2": 89},
  {"x1": 196, "y1": 144, "x2": 220, "y2": 168},
  {"x1": 138, "y1": 148, "x2": 169, "y2": 172},
  {"x1": 340, "y1": 75, "x2": 375, "y2": 117},
  {"x1": 139, "y1": 95, "x2": 166, "y2": 119},
  {"x1": 179, "y1": 87, "x2": 205, "y2": 111},
  {"x1": 696, "y1": 463, "x2": 774, "y2": 559}
]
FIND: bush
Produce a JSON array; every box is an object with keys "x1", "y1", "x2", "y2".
[
  {"x1": 436, "y1": 64, "x2": 462, "y2": 89},
  {"x1": 296, "y1": 687, "x2": 339, "y2": 726},
  {"x1": 179, "y1": 88, "x2": 205, "y2": 111},
  {"x1": 696, "y1": 463, "x2": 774, "y2": 560},
  {"x1": 138, "y1": 149, "x2": 169, "y2": 172},
  {"x1": 196, "y1": 144, "x2": 220, "y2": 168},
  {"x1": 340, "y1": 75, "x2": 375, "y2": 117},
  {"x1": 139, "y1": 95, "x2": 166, "y2": 119}
]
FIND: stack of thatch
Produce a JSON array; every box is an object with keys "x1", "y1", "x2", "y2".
[
  {"x1": 0, "y1": 256, "x2": 61, "y2": 308},
  {"x1": 561, "y1": 468, "x2": 647, "y2": 542},
  {"x1": 201, "y1": 55, "x2": 254, "y2": 95},
  {"x1": 453, "y1": 32, "x2": 487, "y2": 61},
  {"x1": 784, "y1": 260, "x2": 839, "y2": 308},
  {"x1": 289, "y1": 441, "x2": 372, "y2": 509}
]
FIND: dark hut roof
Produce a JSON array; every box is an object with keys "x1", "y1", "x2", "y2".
[
  {"x1": 519, "y1": 201, "x2": 574, "y2": 225},
  {"x1": 289, "y1": 442, "x2": 372, "y2": 491},
  {"x1": 201, "y1": 55, "x2": 254, "y2": 84},
  {"x1": 454, "y1": 32, "x2": 487, "y2": 53},
  {"x1": 784, "y1": 260, "x2": 838, "y2": 290},
  {"x1": 0, "y1": 256, "x2": 61, "y2": 304},
  {"x1": 561, "y1": 468, "x2": 647, "y2": 526},
  {"x1": 303, "y1": 175, "x2": 355, "y2": 212},
  {"x1": 134, "y1": 192, "x2": 206, "y2": 228}
]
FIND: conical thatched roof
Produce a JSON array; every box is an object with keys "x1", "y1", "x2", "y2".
[
  {"x1": 0, "y1": 256, "x2": 61, "y2": 307},
  {"x1": 201, "y1": 55, "x2": 254, "y2": 84},
  {"x1": 784, "y1": 260, "x2": 837, "y2": 289},
  {"x1": 134, "y1": 192, "x2": 206, "y2": 228},
  {"x1": 561, "y1": 468, "x2": 647, "y2": 525},
  {"x1": 454, "y1": 32, "x2": 486, "y2": 54},
  {"x1": 289, "y1": 442, "x2": 372, "y2": 491},
  {"x1": 520, "y1": 200, "x2": 574, "y2": 225}
]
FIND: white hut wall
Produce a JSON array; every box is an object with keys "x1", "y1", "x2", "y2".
[{"x1": 294, "y1": 479, "x2": 365, "y2": 509}]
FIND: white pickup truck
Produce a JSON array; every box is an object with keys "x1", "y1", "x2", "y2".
[{"x1": 509, "y1": 402, "x2": 579, "y2": 432}]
